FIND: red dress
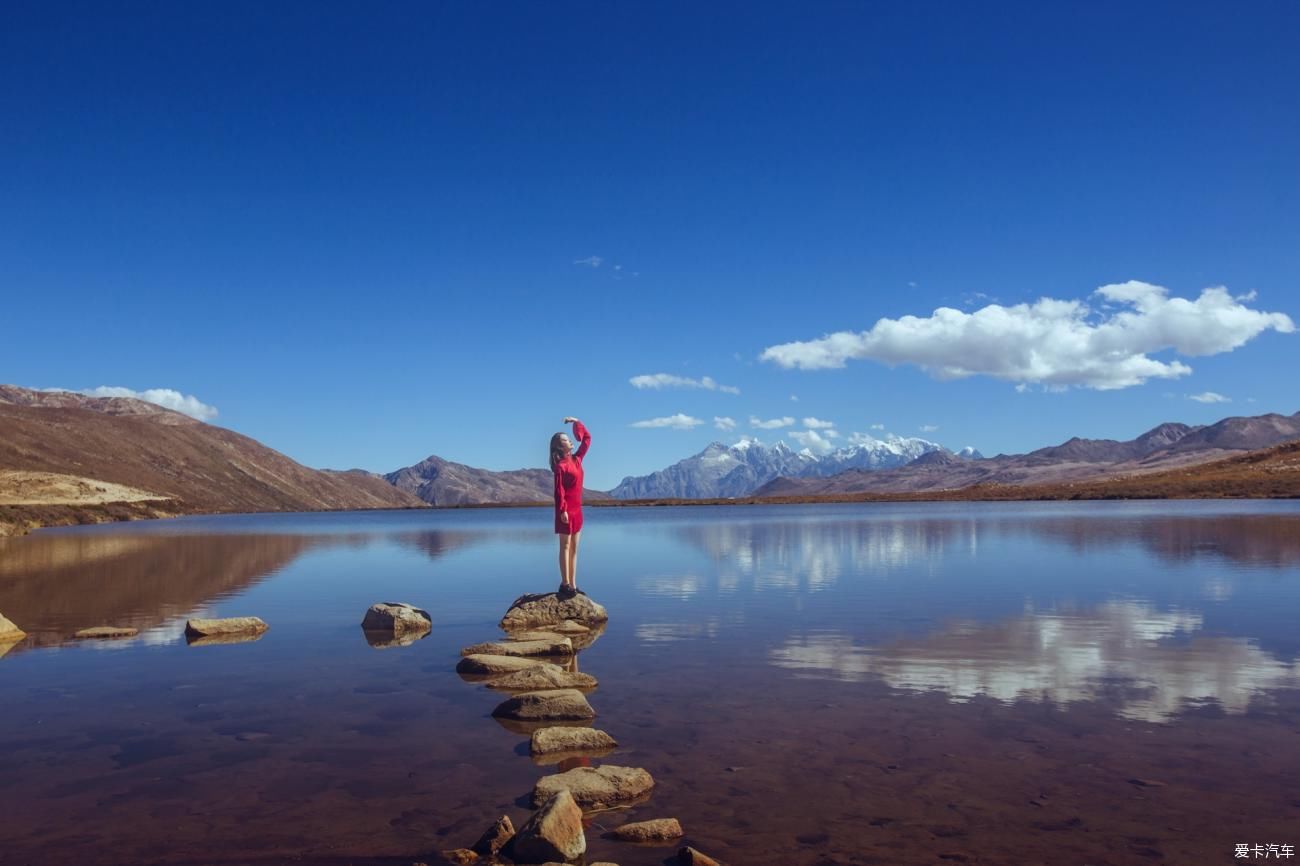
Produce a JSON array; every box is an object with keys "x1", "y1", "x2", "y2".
[{"x1": 554, "y1": 420, "x2": 591, "y2": 535}]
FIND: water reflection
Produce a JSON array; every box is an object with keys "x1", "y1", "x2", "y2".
[
  {"x1": 771, "y1": 599, "x2": 1299, "y2": 722},
  {"x1": 0, "y1": 527, "x2": 482, "y2": 652},
  {"x1": 670, "y1": 518, "x2": 978, "y2": 591},
  {"x1": 0, "y1": 534, "x2": 321, "y2": 648},
  {"x1": 668, "y1": 510, "x2": 1300, "y2": 595}
]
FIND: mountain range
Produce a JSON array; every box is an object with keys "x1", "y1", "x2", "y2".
[
  {"x1": 755, "y1": 412, "x2": 1300, "y2": 497},
  {"x1": 609, "y1": 434, "x2": 961, "y2": 499},
  {"x1": 3, "y1": 381, "x2": 1298, "y2": 536}
]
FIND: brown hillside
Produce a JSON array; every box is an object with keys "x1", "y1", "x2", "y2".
[{"x1": 0, "y1": 385, "x2": 425, "y2": 534}]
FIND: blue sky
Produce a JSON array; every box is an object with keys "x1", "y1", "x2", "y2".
[{"x1": 2, "y1": 1, "x2": 1297, "y2": 490}]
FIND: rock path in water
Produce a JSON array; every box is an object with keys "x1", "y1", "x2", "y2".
[{"x1": 435, "y1": 590, "x2": 714, "y2": 866}]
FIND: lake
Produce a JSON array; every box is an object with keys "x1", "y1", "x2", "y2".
[{"x1": 1, "y1": 502, "x2": 1298, "y2": 866}]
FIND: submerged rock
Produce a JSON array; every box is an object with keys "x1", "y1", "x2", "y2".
[
  {"x1": 361, "y1": 602, "x2": 432, "y2": 634},
  {"x1": 551, "y1": 619, "x2": 591, "y2": 635},
  {"x1": 184, "y1": 616, "x2": 268, "y2": 638},
  {"x1": 499, "y1": 592, "x2": 609, "y2": 630},
  {"x1": 492, "y1": 689, "x2": 595, "y2": 722},
  {"x1": 73, "y1": 626, "x2": 139, "y2": 640},
  {"x1": 470, "y1": 814, "x2": 515, "y2": 857},
  {"x1": 509, "y1": 789, "x2": 586, "y2": 863},
  {"x1": 485, "y1": 663, "x2": 598, "y2": 692},
  {"x1": 531, "y1": 727, "x2": 618, "y2": 756},
  {"x1": 457, "y1": 654, "x2": 548, "y2": 676},
  {"x1": 439, "y1": 849, "x2": 478, "y2": 865},
  {"x1": 532, "y1": 764, "x2": 655, "y2": 810},
  {"x1": 461, "y1": 638, "x2": 573, "y2": 658},
  {"x1": 607, "y1": 818, "x2": 684, "y2": 843},
  {"x1": 0, "y1": 612, "x2": 27, "y2": 643},
  {"x1": 678, "y1": 846, "x2": 724, "y2": 866}
]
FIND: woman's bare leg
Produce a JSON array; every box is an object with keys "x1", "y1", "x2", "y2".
[
  {"x1": 567, "y1": 531, "x2": 581, "y2": 590},
  {"x1": 558, "y1": 535, "x2": 572, "y2": 587}
]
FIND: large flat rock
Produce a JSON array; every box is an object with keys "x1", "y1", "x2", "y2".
[
  {"x1": 485, "y1": 663, "x2": 598, "y2": 692},
  {"x1": 500, "y1": 592, "x2": 609, "y2": 630},
  {"x1": 530, "y1": 727, "x2": 618, "y2": 756},
  {"x1": 461, "y1": 638, "x2": 573, "y2": 657},
  {"x1": 457, "y1": 654, "x2": 548, "y2": 676},
  {"x1": 492, "y1": 689, "x2": 595, "y2": 722},
  {"x1": 532, "y1": 764, "x2": 655, "y2": 810},
  {"x1": 184, "y1": 616, "x2": 268, "y2": 638},
  {"x1": 73, "y1": 626, "x2": 139, "y2": 640}
]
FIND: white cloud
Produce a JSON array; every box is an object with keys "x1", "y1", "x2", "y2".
[
  {"x1": 920, "y1": 424, "x2": 940, "y2": 433},
  {"x1": 56, "y1": 386, "x2": 219, "y2": 421},
  {"x1": 789, "y1": 394, "x2": 799, "y2": 402},
  {"x1": 759, "y1": 281, "x2": 1295, "y2": 390},
  {"x1": 750, "y1": 415, "x2": 795, "y2": 430},
  {"x1": 630, "y1": 413, "x2": 703, "y2": 430},
  {"x1": 789, "y1": 429, "x2": 837, "y2": 455},
  {"x1": 629, "y1": 373, "x2": 740, "y2": 395},
  {"x1": 1189, "y1": 391, "x2": 1231, "y2": 404},
  {"x1": 848, "y1": 432, "x2": 879, "y2": 445},
  {"x1": 573, "y1": 255, "x2": 603, "y2": 268},
  {"x1": 869, "y1": 423, "x2": 885, "y2": 430},
  {"x1": 802, "y1": 417, "x2": 836, "y2": 429},
  {"x1": 713, "y1": 416, "x2": 737, "y2": 430}
]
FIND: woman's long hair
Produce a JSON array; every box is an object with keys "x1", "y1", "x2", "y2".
[{"x1": 549, "y1": 432, "x2": 569, "y2": 472}]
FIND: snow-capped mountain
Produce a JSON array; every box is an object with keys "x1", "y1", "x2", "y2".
[{"x1": 609, "y1": 434, "x2": 946, "y2": 499}]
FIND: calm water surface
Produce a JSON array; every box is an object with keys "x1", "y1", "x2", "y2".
[{"x1": 1, "y1": 502, "x2": 1298, "y2": 866}]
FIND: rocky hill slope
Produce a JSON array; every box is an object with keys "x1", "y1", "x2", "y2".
[
  {"x1": 386, "y1": 454, "x2": 612, "y2": 506},
  {"x1": 0, "y1": 385, "x2": 425, "y2": 535}
]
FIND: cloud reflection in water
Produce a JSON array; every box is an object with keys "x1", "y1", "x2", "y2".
[{"x1": 771, "y1": 599, "x2": 1298, "y2": 722}]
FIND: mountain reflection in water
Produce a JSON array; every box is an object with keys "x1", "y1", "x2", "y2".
[{"x1": 0, "y1": 528, "x2": 479, "y2": 651}]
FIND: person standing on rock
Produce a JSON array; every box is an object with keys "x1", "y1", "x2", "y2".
[{"x1": 550, "y1": 416, "x2": 591, "y2": 597}]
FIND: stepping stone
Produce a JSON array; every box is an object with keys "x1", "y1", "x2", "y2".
[
  {"x1": 493, "y1": 689, "x2": 595, "y2": 722},
  {"x1": 531, "y1": 727, "x2": 618, "y2": 757},
  {"x1": 457, "y1": 654, "x2": 548, "y2": 675},
  {"x1": 73, "y1": 626, "x2": 139, "y2": 639},
  {"x1": 461, "y1": 638, "x2": 572, "y2": 657},
  {"x1": 532, "y1": 764, "x2": 655, "y2": 810},
  {"x1": 500, "y1": 592, "x2": 609, "y2": 630},
  {"x1": 485, "y1": 663, "x2": 597, "y2": 692}
]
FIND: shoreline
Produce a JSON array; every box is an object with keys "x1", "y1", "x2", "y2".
[{"x1": 4, "y1": 485, "x2": 1297, "y2": 539}]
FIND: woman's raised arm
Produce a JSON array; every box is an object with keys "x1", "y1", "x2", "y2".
[{"x1": 571, "y1": 419, "x2": 591, "y2": 461}]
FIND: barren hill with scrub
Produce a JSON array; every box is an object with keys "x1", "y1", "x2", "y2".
[{"x1": 0, "y1": 385, "x2": 425, "y2": 536}]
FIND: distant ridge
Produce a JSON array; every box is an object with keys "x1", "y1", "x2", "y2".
[{"x1": 385, "y1": 453, "x2": 612, "y2": 506}]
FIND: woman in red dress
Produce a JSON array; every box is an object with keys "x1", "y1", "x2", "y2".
[{"x1": 550, "y1": 416, "x2": 591, "y2": 597}]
